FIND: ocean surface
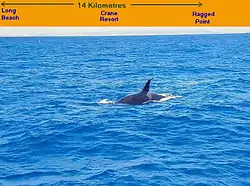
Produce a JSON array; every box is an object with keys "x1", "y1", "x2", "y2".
[{"x1": 0, "y1": 34, "x2": 249, "y2": 186}]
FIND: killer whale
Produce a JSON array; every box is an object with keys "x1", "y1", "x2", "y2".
[{"x1": 116, "y1": 78, "x2": 170, "y2": 105}]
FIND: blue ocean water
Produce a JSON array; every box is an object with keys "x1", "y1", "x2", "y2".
[{"x1": 0, "y1": 34, "x2": 249, "y2": 186}]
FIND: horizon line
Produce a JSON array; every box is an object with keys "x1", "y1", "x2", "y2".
[{"x1": 0, "y1": 27, "x2": 249, "y2": 37}]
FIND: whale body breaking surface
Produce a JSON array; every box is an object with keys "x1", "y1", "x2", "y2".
[{"x1": 99, "y1": 78, "x2": 181, "y2": 105}]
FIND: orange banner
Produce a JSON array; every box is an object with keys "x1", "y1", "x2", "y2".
[{"x1": 0, "y1": 0, "x2": 249, "y2": 26}]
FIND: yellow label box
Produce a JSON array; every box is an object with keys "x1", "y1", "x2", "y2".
[{"x1": 0, "y1": 0, "x2": 250, "y2": 26}]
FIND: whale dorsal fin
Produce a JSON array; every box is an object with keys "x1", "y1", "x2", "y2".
[{"x1": 141, "y1": 78, "x2": 153, "y2": 94}]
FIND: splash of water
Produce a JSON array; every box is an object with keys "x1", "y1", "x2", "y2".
[{"x1": 98, "y1": 99, "x2": 115, "y2": 104}]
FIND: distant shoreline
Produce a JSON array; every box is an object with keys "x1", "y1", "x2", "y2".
[{"x1": 0, "y1": 27, "x2": 249, "y2": 37}]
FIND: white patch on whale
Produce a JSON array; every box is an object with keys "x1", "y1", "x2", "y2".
[
  {"x1": 151, "y1": 94, "x2": 182, "y2": 103},
  {"x1": 144, "y1": 93, "x2": 182, "y2": 104}
]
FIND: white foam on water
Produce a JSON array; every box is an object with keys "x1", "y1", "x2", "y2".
[{"x1": 98, "y1": 99, "x2": 115, "y2": 104}]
